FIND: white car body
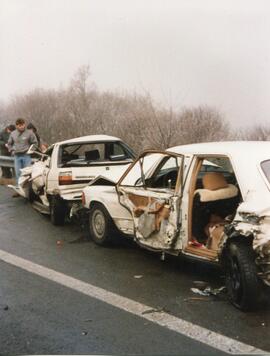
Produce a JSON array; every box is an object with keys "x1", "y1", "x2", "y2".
[
  {"x1": 10, "y1": 135, "x2": 135, "y2": 223},
  {"x1": 82, "y1": 141, "x2": 270, "y2": 310}
]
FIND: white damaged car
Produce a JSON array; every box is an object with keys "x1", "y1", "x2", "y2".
[
  {"x1": 82, "y1": 142, "x2": 270, "y2": 310},
  {"x1": 10, "y1": 135, "x2": 135, "y2": 225}
]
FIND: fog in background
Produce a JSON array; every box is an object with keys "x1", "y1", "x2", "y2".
[{"x1": 1, "y1": 0, "x2": 270, "y2": 128}]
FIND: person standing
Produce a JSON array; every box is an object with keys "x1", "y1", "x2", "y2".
[
  {"x1": 7, "y1": 118, "x2": 38, "y2": 189},
  {"x1": 0, "y1": 124, "x2": 15, "y2": 179},
  {"x1": 27, "y1": 123, "x2": 41, "y2": 147},
  {"x1": 27, "y1": 123, "x2": 48, "y2": 152}
]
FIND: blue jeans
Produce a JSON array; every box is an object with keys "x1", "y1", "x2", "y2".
[{"x1": 14, "y1": 154, "x2": 32, "y2": 185}]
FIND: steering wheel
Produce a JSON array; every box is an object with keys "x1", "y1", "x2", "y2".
[{"x1": 161, "y1": 170, "x2": 177, "y2": 189}]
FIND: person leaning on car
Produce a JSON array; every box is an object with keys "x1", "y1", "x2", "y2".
[{"x1": 7, "y1": 118, "x2": 38, "y2": 191}]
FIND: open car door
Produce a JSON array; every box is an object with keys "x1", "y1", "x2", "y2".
[{"x1": 116, "y1": 150, "x2": 184, "y2": 251}]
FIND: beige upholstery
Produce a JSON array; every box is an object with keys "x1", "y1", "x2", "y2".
[{"x1": 202, "y1": 172, "x2": 228, "y2": 191}]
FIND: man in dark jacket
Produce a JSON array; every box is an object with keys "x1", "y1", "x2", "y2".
[
  {"x1": 0, "y1": 124, "x2": 15, "y2": 179},
  {"x1": 7, "y1": 118, "x2": 38, "y2": 186}
]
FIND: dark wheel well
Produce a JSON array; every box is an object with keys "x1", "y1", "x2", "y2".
[
  {"x1": 28, "y1": 181, "x2": 38, "y2": 203},
  {"x1": 49, "y1": 195, "x2": 67, "y2": 226}
]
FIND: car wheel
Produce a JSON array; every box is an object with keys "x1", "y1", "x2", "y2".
[
  {"x1": 89, "y1": 204, "x2": 115, "y2": 246},
  {"x1": 50, "y1": 196, "x2": 66, "y2": 226},
  {"x1": 225, "y1": 240, "x2": 261, "y2": 311}
]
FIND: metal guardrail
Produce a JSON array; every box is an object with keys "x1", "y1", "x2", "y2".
[{"x1": 0, "y1": 155, "x2": 14, "y2": 168}]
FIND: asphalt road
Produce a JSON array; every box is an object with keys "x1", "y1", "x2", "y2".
[{"x1": 0, "y1": 185, "x2": 269, "y2": 355}]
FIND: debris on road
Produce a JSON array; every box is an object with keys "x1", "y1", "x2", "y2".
[
  {"x1": 191, "y1": 288, "x2": 210, "y2": 296},
  {"x1": 134, "y1": 275, "x2": 143, "y2": 279},
  {"x1": 191, "y1": 286, "x2": 226, "y2": 297},
  {"x1": 142, "y1": 307, "x2": 169, "y2": 315}
]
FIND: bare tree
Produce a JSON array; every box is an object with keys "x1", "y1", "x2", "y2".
[
  {"x1": 236, "y1": 124, "x2": 270, "y2": 141},
  {"x1": 0, "y1": 101, "x2": 8, "y2": 127},
  {"x1": 0, "y1": 66, "x2": 235, "y2": 153},
  {"x1": 177, "y1": 106, "x2": 230, "y2": 145}
]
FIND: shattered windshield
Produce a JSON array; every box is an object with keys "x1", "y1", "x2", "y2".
[{"x1": 261, "y1": 160, "x2": 270, "y2": 184}]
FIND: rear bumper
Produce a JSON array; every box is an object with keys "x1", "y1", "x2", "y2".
[{"x1": 51, "y1": 187, "x2": 83, "y2": 201}]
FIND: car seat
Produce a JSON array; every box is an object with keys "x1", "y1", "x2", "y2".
[
  {"x1": 85, "y1": 149, "x2": 100, "y2": 161},
  {"x1": 192, "y1": 172, "x2": 239, "y2": 244}
]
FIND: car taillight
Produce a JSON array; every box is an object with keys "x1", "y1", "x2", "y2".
[
  {"x1": 82, "y1": 192, "x2": 86, "y2": 206},
  {"x1": 59, "y1": 171, "x2": 73, "y2": 185}
]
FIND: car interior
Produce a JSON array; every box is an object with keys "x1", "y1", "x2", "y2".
[
  {"x1": 188, "y1": 157, "x2": 242, "y2": 256},
  {"x1": 59, "y1": 142, "x2": 133, "y2": 167},
  {"x1": 85, "y1": 149, "x2": 100, "y2": 161},
  {"x1": 145, "y1": 156, "x2": 180, "y2": 190}
]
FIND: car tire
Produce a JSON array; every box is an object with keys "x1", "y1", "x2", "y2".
[
  {"x1": 50, "y1": 196, "x2": 66, "y2": 226},
  {"x1": 224, "y1": 240, "x2": 261, "y2": 311},
  {"x1": 89, "y1": 203, "x2": 115, "y2": 246}
]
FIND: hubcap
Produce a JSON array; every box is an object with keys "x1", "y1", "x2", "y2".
[{"x1": 92, "y1": 210, "x2": 105, "y2": 238}]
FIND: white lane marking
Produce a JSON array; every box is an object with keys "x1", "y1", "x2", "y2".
[{"x1": 0, "y1": 249, "x2": 266, "y2": 355}]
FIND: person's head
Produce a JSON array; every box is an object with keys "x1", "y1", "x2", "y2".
[
  {"x1": 27, "y1": 123, "x2": 37, "y2": 133},
  {"x1": 6, "y1": 124, "x2": 15, "y2": 133},
  {"x1": 15, "y1": 118, "x2": 26, "y2": 132}
]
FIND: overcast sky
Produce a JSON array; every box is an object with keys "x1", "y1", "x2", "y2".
[{"x1": 1, "y1": 0, "x2": 270, "y2": 127}]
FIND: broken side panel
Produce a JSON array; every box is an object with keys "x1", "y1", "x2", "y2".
[
  {"x1": 117, "y1": 151, "x2": 183, "y2": 251},
  {"x1": 119, "y1": 187, "x2": 181, "y2": 250}
]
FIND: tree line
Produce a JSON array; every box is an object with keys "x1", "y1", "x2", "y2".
[{"x1": 0, "y1": 66, "x2": 269, "y2": 153}]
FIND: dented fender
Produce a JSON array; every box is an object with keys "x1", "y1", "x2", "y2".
[{"x1": 221, "y1": 212, "x2": 270, "y2": 286}]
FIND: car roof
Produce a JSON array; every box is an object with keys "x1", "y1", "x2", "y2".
[
  {"x1": 168, "y1": 141, "x2": 270, "y2": 159},
  {"x1": 167, "y1": 141, "x2": 270, "y2": 212},
  {"x1": 58, "y1": 134, "x2": 121, "y2": 145}
]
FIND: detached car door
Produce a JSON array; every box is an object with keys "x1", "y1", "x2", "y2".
[{"x1": 116, "y1": 151, "x2": 184, "y2": 251}]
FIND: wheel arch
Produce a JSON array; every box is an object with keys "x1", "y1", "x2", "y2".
[
  {"x1": 219, "y1": 224, "x2": 254, "y2": 264},
  {"x1": 89, "y1": 200, "x2": 112, "y2": 215}
]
